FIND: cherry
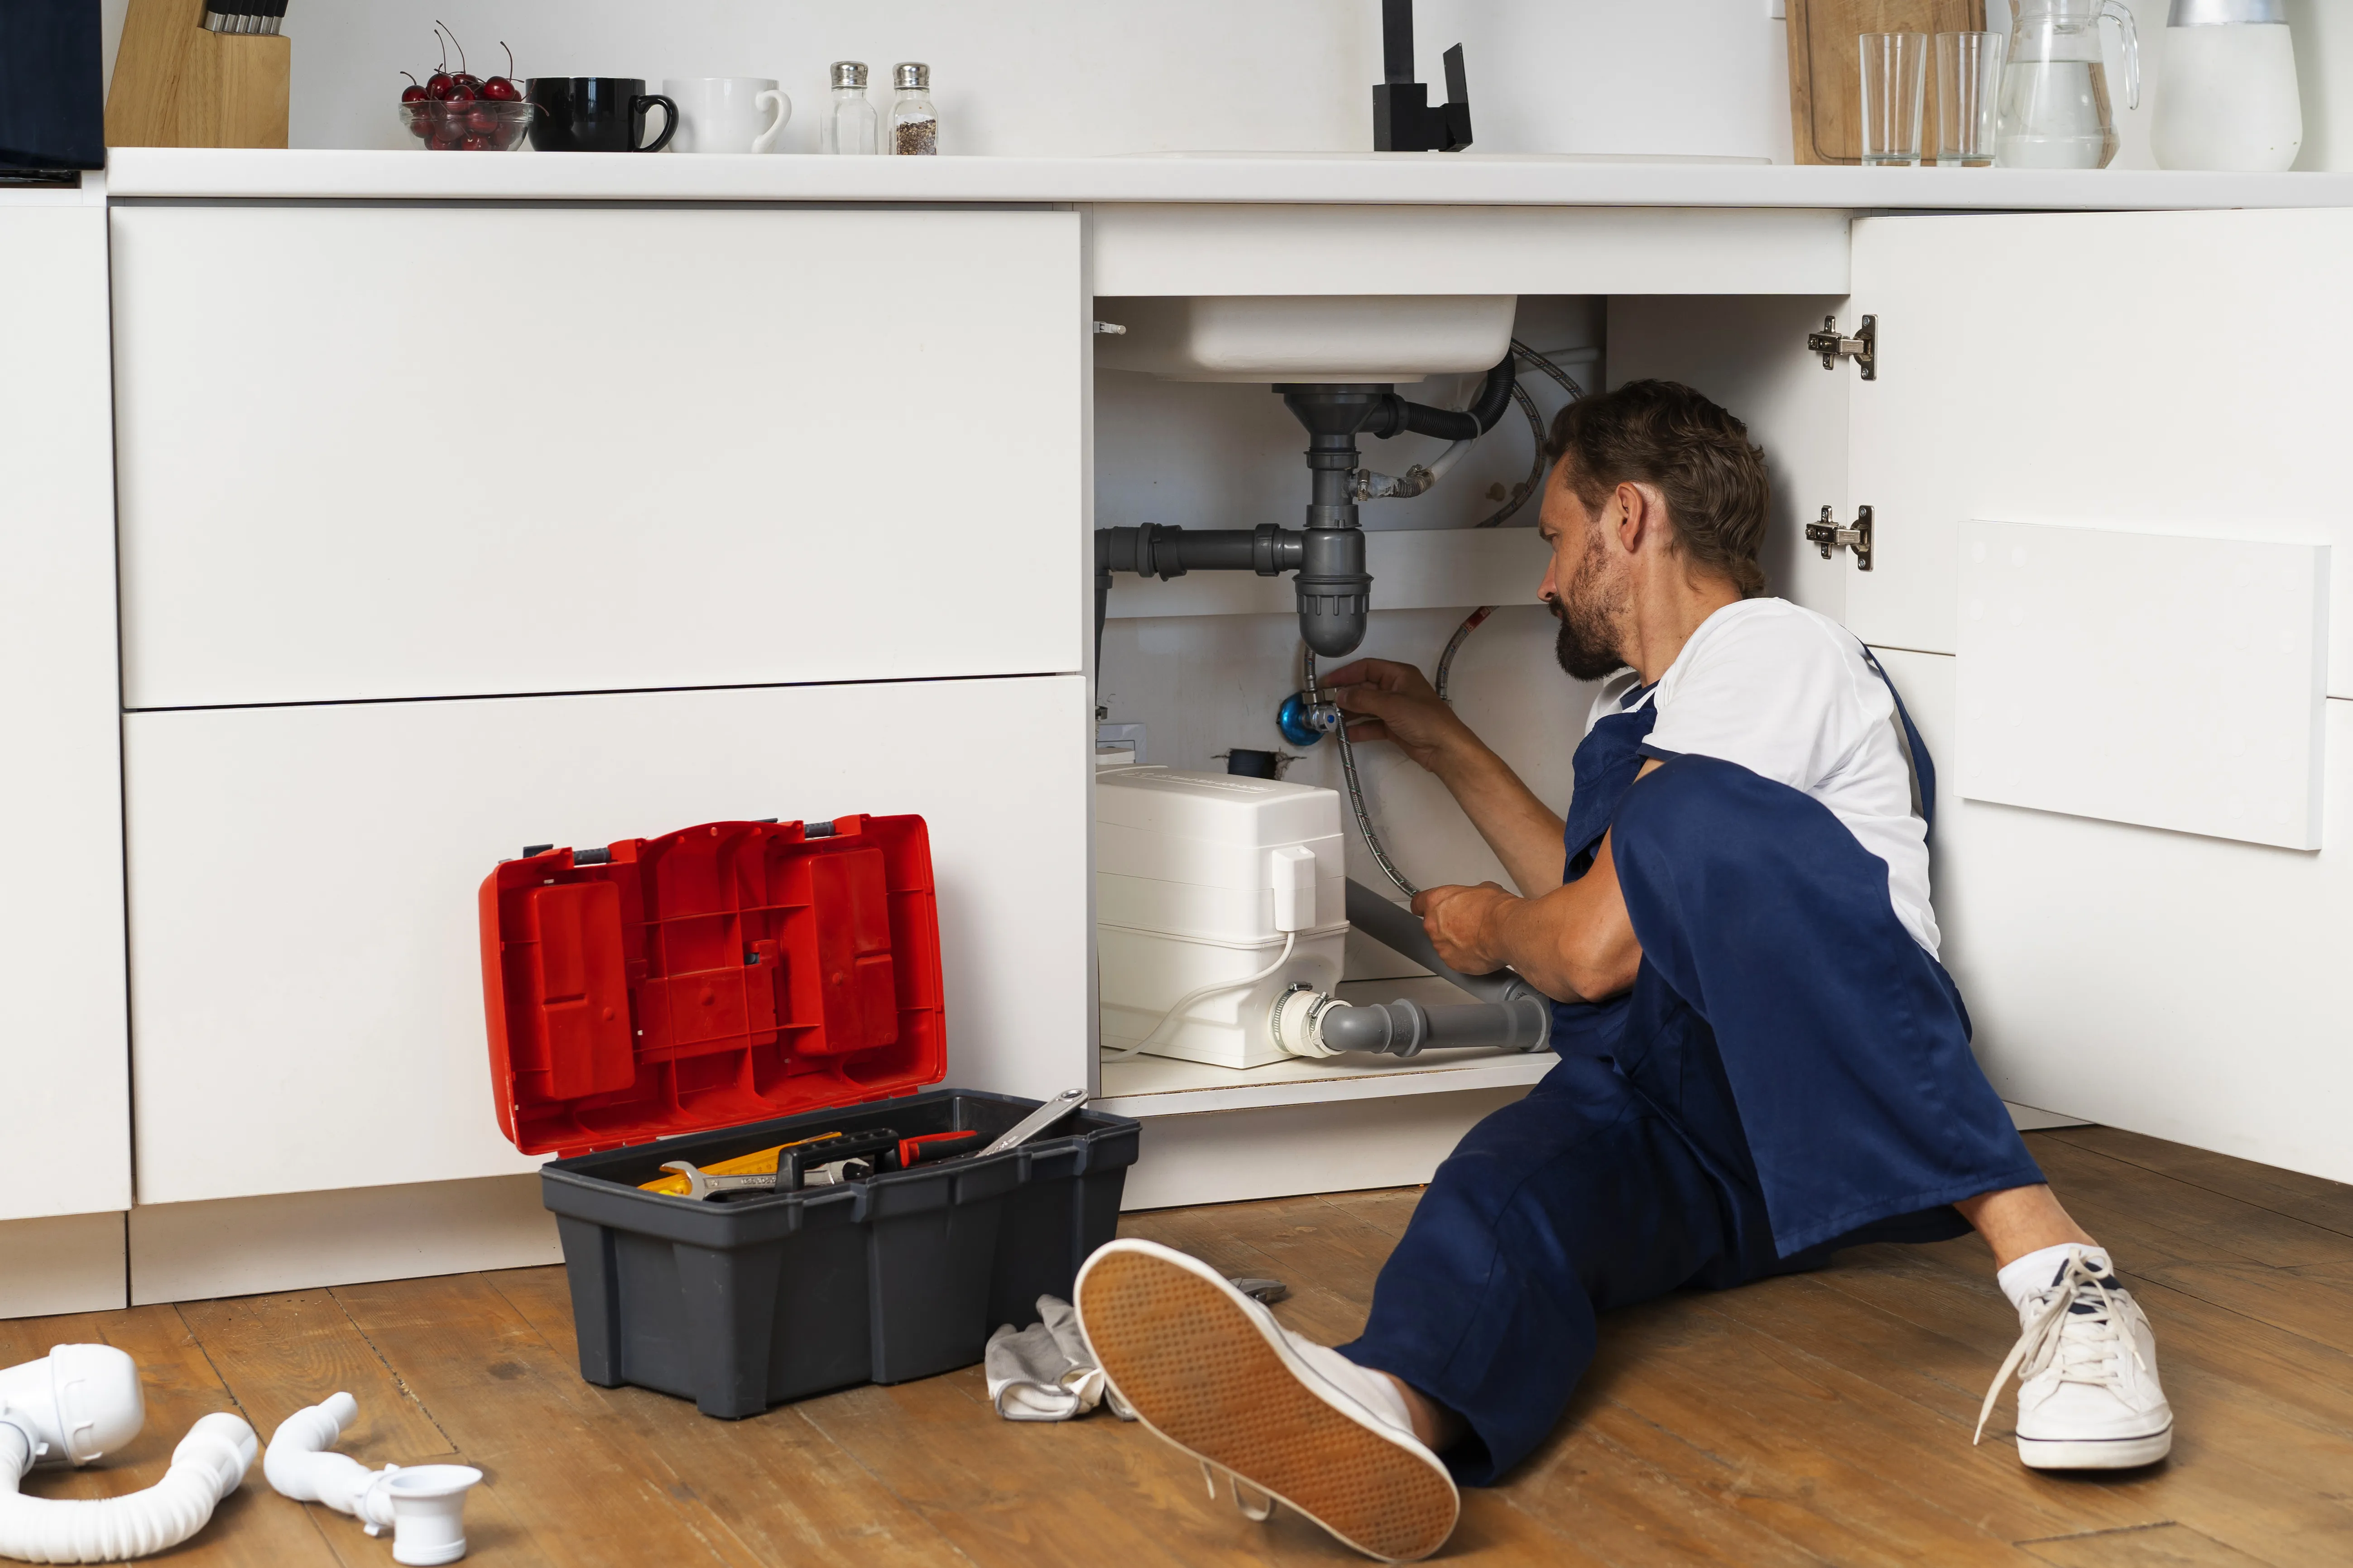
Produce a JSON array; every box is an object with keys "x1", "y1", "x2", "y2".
[
  {"x1": 426, "y1": 27, "x2": 453, "y2": 98},
  {"x1": 399, "y1": 71, "x2": 427, "y2": 104},
  {"x1": 461, "y1": 134, "x2": 490, "y2": 151},
  {"x1": 480, "y1": 42, "x2": 523, "y2": 102},
  {"x1": 440, "y1": 81, "x2": 477, "y2": 104},
  {"x1": 465, "y1": 104, "x2": 498, "y2": 133}
]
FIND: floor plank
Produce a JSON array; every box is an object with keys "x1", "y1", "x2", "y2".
[
  {"x1": 2041, "y1": 1127, "x2": 2353, "y2": 1244},
  {"x1": 11, "y1": 1125, "x2": 2353, "y2": 1565},
  {"x1": 2019, "y1": 1522, "x2": 2276, "y2": 1568}
]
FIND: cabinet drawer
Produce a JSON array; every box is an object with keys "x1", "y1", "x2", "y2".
[
  {"x1": 124, "y1": 675, "x2": 1091, "y2": 1204},
  {"x1": 113, "y1": 205, "x2": 1085, "y2": 708}
]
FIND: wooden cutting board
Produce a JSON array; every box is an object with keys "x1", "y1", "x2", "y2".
[{"x1": 1786, "y1": 0, "x2": 1990, "y2": 164}]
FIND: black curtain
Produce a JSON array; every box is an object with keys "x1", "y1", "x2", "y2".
[{"x1": 0, "y1": 0, "x2": 104, "y2": 171}]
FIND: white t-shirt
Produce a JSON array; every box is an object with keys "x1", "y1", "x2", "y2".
[{"x1": 1585, "y1": 598, "x2": 1940, "y2": 955}]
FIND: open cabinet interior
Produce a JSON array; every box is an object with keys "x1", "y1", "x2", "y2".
[
  {"x1": 1098, "y1": 205, "x2": 2353, "y2": 1194},
  {"x1": 1091, "y1": 295, "x2": 1604, "y2": 1117}
]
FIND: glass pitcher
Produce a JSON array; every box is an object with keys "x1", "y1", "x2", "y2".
[{"x1": 1998, "y1": 0, "x2": 2141, "y2": 168}]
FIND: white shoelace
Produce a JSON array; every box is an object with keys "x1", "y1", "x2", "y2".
[
  {"x1": 1200, "y1": 1458, "x2": 1275, "y2": 1521},
  {"x1": 1974, "y1": 1252, "x2": 2147, "y2": 1445}
]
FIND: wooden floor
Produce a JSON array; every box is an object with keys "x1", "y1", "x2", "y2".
[{"x1": 11, "y1": 1126, "x2": 2353, "y2": 1566}]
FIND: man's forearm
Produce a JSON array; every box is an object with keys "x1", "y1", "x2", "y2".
[{"x1": 1429, "y1": 738, "x2": 1568, "y2": 897}]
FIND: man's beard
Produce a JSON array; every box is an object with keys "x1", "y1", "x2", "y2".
[{"x1": 1551, "y1": 528, "x2": 1627, "y2": 681}]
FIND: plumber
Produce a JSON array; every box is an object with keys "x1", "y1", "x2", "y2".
[{"x1": 1076, "y1": 380, "x2": 2175, "y2": 1563}]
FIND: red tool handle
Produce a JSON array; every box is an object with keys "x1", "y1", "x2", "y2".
[{"x1": 896, "y1": 1129, "x2": 984, "y2": 1168}]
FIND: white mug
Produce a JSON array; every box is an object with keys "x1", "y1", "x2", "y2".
[{"x1": 662, "y1": 77, "x2": 791, "y2": 153}]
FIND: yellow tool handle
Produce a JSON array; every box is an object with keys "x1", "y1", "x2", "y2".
[{"x1": 635, "y1": 1131, "x2": 843, "y2": 1196}]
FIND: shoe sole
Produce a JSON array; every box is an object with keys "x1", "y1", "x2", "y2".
[
  {"x1": 1076, "y1": 1242, "x2": 1459, "y2": 1563},
  {"x1": 2018, "y1": 1427, "x2": 2173, "y2": 1469}
]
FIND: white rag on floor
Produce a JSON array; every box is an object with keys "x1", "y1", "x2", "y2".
[{"x1": 985, "y1": 1295, "x2": 1135, "y2": 1423}]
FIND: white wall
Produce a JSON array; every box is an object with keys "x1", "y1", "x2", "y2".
[
  {"x1": 96, "y1": 0, "x2": 2348, "y2": 167},
  {"x1": 101, "y1": 0, "x2": 1796, "y2": 158}
]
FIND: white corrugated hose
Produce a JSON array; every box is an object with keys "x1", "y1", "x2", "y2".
[{"x1": 0, "y1": 1345, "x2": 255, "y2": 1564}]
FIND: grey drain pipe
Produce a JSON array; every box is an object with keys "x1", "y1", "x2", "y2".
[
  {"x1": 1263, "y1": 878, "x2": 1556, "y2": 1061},
  {"x1": 1093, "y1": 354, "x2": 1517, "y2": 667}
]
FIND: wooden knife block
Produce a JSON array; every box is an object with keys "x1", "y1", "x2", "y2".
[
  {"x1": 1786, "y1": 0, "x2": 1989, "y2": 165},
  {"x1": 106, "y1": 0, "x2": 289, "y2": 149}
]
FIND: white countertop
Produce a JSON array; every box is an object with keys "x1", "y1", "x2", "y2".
[{"x1": 105, "y1": 147, "x2": 2353, "y2": 211}]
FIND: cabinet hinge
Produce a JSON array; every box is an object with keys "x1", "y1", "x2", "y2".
[
  {"x1": 1806, "y1": 505, "x2": 1873, "y2": 571},
  {"x1": 1806, "y1": 314, "x2": 1875, "y2": 380}
]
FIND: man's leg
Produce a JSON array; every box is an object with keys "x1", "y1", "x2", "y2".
[
  {"x1": 1610, "y1": 756, "x2": 2171, "y2": 1468},
  {"x1": 1075, "y1": 1044, "x2": 1773, "y2": 1564},
  {"x1": 1955, "y1": 1182, "x2": 2095, "y2": 1266}
]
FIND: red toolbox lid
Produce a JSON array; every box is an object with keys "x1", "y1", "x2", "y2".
[{"x1": 479, "y1": 815, "x2": 945, "y2": 1157}]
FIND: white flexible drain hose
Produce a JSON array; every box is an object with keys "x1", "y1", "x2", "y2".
[
  {"x1": 266, "y1": 1393, "x2": 481, "y2": 1566},
  {"x1": 0, "y1": 1411, "x2": 255, "y2": 1564}
]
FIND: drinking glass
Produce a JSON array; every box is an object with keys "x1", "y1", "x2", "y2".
[
  {"x1": 1859, "y1": 32, "x2": 1929, "y2": 166},
  {"x1": 1935, "y1": 31, "x2": 2007, "y2": 165}
]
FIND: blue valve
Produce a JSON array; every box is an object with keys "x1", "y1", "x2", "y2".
[{"x1": 1276, "y1": 690, "x2": 1340, "y2": 748}]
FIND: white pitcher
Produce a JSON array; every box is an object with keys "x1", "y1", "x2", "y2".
[{"x1": 2152, "y1": 0, "x2": 2302, "y2": 172}]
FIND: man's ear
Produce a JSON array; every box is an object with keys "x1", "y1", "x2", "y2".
[{"x1": 1614, "y1": 481, "x2": 1649, "y2": 554}]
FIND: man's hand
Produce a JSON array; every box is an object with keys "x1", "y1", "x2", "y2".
[
  {"x1": 1320, "y1": 658, "x2": 1479, "y2": 776},
  {"x1": 1411, "y1": 837, "x2": 1645, "y2": 1004},
  {"x1": 1411, "y1": 881, "x2": 1516, "y2": 974}
]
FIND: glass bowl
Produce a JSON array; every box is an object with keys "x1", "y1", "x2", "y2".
[{"x1": 399, "y1": 99, "x2": 534, "y2": 152}]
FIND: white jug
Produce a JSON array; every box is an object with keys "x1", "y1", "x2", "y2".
[{"x1": 2152, "y1": 0, "x2": 2302, "y2": 172}]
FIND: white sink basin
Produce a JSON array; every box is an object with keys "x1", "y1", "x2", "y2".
[{"x1": 1093, "y1": 294, "x2": 1517, "y2": 383}]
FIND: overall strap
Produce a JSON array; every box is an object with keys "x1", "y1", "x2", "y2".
[{"x1": 1855, "y1": 643, "x2": 1935, "y2": 831}]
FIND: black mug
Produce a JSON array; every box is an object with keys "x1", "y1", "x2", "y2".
[{"x1": 526, "y1": 78, "x2": 678, "y2": 153}]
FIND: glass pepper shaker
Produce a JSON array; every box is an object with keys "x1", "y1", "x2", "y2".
[
  {"x1": 890, "y1": 62, "x2": 938, "y2": 156},
  {"x1": 819, "y1": 61, "x2": 879, "y2": 154}
]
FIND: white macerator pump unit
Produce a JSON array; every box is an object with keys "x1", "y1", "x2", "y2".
[
  {"x1": 1097, "y1": 766, "x2": 1347, "y2": 1068},
  {"x1": 1096, "y1": 767, "x2": 1553, "y2": 1068}
]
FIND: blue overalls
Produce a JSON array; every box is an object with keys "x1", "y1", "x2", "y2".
[{"x1": 1339, "y1": 656, "x2": 2043, "y2": 1486}]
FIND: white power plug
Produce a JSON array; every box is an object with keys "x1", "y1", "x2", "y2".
[{"x1": 1270, "y1": 844, "x2": 1318, "y2": 932}]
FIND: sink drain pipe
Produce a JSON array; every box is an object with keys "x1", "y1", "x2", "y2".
[
  {"x1": 1093, "y1": 354, "x2": 1517, "y2": 666},
  {"x1": 1264, "y1": 876, "x2": 1556, "y2": 1061}
]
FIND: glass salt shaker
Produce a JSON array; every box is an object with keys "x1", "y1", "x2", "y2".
[
  {"x1": 890, "y1": 62, "x2": 938, "y2": 155},
  {"x1": 819, "y1": 61, "x2": 879, "y2": 154}
]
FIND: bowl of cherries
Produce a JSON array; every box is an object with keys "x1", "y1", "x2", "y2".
[{"x1": 399, "y1": 29, "x2": 530, "y2": 151}]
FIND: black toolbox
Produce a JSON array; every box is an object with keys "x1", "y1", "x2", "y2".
[
  {"x1": 478, "y1": 817, "x2": 1138, "y2": 1417},
  {"x1": 540, "y1": 1088, "x2": 1138, "y2": 1417}
]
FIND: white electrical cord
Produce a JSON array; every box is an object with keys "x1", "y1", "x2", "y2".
[{"x1": 1100, "y1": 931, "x2": 1296, "y2": 1061}]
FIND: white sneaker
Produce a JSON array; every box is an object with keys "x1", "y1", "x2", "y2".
[
  {"x1": 1074, "y1": 1238, "x2": 1459, "y2": 1563},
  {"x1": 1975, "y1": 1247, "x2": 2173, "y2": 1469}
]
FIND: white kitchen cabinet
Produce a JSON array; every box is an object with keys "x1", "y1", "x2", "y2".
[
  {"x1": 111, "y1": 205, "x2": 1086, "y2": 710},
  {"x1": 1847, "y1": 209, "x2": 2353, "y2": 691},
  {"x1": 53, "y1": 159, "x2": 2353, "y2": 1299},
  {"x1": 124, "y1": 674, "x2": 1090, "y2": 1205},
  {"x1": 0, "y1": 193, "x2": 132, "y2": 1224}
]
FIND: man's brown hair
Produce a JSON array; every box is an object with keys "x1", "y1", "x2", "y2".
[{"x1": 1547, "y1": 379, "x2": 1770, "y2": 598}]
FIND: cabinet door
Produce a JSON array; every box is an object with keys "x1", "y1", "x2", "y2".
[
  {"x1": 1847, "y1": 209, "x2": 2353, "y2": 1181},
  {"x1": 1846, "y1": 208, "x2": 2353, "y2": 685},
  {"x1": 0, "y1": 199, "x2": 131, "y2": 1220},
  {"x1": 112, "y1": 206, "x2": 1085, "y2": 709},
  {"x1": 125, "y1": 676, "x2": 1090, "y2": 1204}
]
